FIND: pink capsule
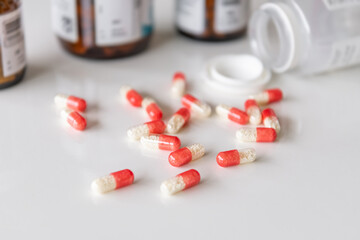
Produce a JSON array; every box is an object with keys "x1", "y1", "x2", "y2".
[
  {"x1": 141, "y1": 134, "x2": 181, "y2": 151},
  {"x1": 127, "y1": 120, "x2": 166, "y2": 140},
  {"x1": 61, "y1": 109, "x2": 87, "y2": 131},
  {"x1": 168, "y1": 144, "x2": 205, "y2": 167},
  {"x1": 166, "y1": 108, "x2": 191, "y2": 134},
  {"x1": 251, "y1": 88, "x2": 283, "y2": 105},
  {"x1": 244, "y1": 99, "x2": 262, "y2": 125},
  {"x1": 142, "y1": 98, "x2": 163, "y2": 120},
  {"x1": 262, "y1": 108, "x2": 281, "y2": 133},
  {"x1": 172, "y1": 72, "x2": 186, "y2": 98},
  {"x1": 160, "y1": 169, "x2": 201, "y2": 195},
  {"x1": 216, "y1": 148, "x2": 256, "y2": 167},
  {"x1": 55, "y1": 94, "x2": 87, "y2": 112},
  {"x1": 236, "y1": 127, "x2": 277, "y2": 142},
  {"x1": 216, "y1": 104, "x2": 249, "y2": 125},
  {"x1": 182, "y1": 94, "x2": 212, "y2": 118},
  {"x1": 91, "y1": 169, "x2": 134, "y2": 194},
  {"x1": 120, "y1": 86, "x2": 143, "y2": 107}
]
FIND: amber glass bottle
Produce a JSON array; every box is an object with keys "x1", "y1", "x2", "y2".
[
  {"x1": 52, "y1": 0, "x2": 153, "y2": 59},
  {"x1": 0, "y1": 0, "x2": 26, "y2": 89},
  {"x1": 176, "y1": 0, "x2": 249, "y2": 41}
]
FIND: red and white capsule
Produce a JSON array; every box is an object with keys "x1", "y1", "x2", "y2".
[
  {"x1": 216, "y1": 148, "x2": 256, "y2": 167},
  {"x1": 142, "y1": 97, "x2": 163, "y2": 120},
  {"x1": 250, "y1": 88, "x2": 283, "y2": 105},
  {"x1": 54, "y1": 94, "x2": 87, "y2": 112},
  {"x1": 171, "y1": 72, "x2": 186, "y2": 98},
  {"x1": 244, "y1": 99, "x2": 262, "y2": 125},
  {"x1": 236, "y1": 127, "x2": 277, "y2": 142},
  {"x1": 168, "y1": 144, "x2": 205, "y2": 167},
  {"x1": 61, "y1": 109, "x2": 87, "y2": 131},
  {"x1": 216, "y1": 104, "x2": 249, "y2": 125},
  {"x1": 141, "y1": 134, "x2": 181, "y2": 151},
  {"x1": 166, "y1": 108, "x2": 191, "y2": 134},
  {"x1": 182, "y1": 94, "x2": 212, "y2": 118},
  {"x1": 120, "y1": 85, "x2": 143, "y2": 107},
  {"x1": 91, "y1": 169, "x2": 134, "y2": 194},
  {"x1": 160, "y1": 169, "x2": 200, "y2": 195},
  {"x1": 127, "y1": 120, "x2": 166, "y2": 141},
  {"x1": 262, "y1": 108, "x2": 281, "y2": 134}
]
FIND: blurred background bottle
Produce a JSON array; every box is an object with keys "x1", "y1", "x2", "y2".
[
  {"x1": 51, "y1": 0, "x2": 153, "y2": 59},
  {"x1": 176, "y1": 0, "x2": 249, "y2": 41},
  {"x1": 0, "y1": 0, "x2": 26, "y2": 89},
  {"x1": 249, "y1": 0, "x2": 360, "y2": 75}
]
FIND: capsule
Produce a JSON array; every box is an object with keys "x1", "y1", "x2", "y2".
[
  {"x1": 250, "y1": 88, "x2": 283, "y2": 105},
  {"x1": 216, "y1": 104, "x2": 249, "y2": 125},
  {"x1": 91, "y1": 169, "x2": 134, "y2": 194},
  {"x1": 169, "y1": 144, "x2": 205, "y2": 167},
  {"x1": 141, "y1": 134, "x2": 181, "y2": 151},
  {"x1": 236, "y1": 127, "x2": 277, "y2": 142},
  {"x1": 141, "y1": 97, "x2": 163, "y2": 120},
  {"x1": 120, "y1": 86, "x2": 143, "y2": 107},
  {"x1": 166, "y1": 108, "x2": 191, "y2": 134},
  {"x1": 54, "y1": 94, "x2": 87, "y2": 112},
  {"x1": 160, "y1": 169, "x2": 200, "y2": 195},
  {"x1": 61, "y1": 109, "x2": 87, "y2": 131},
  {"x1": 262, "y1": 108, "x2": 281, "y2": 134},
  {"x1": 216, "y1": 148, "x2": 256, "y2": 167},
  {"x1": 127, "y1": 120, "x2": 166, "y2": 141},
  {"x1": 244, "y1": 99, "x2": 262, "y2": 125},
  {"x1": 182, "y1": 94, "x2": 212, "y2": 118},
  {"x1": 172, "y1": 72, "x2": 186, "y2": 98}
]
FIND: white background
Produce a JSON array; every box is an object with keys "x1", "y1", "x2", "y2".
[{"x1": 0, "y1": 1, "x2": 359, "y2": 239}]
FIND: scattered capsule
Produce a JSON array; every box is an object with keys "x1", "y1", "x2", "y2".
[
  {"x1": 236, "y1": 127, "x2": 277, "y2": 142},
  {"x1": 127, "y1": 120, "x2": 166, "y2": 141},
  {"x1": 166, "y1": 108, "x2": 191, "y2": 134},
  {"x1": 141, "y1": 134, "x2": 181, "y2": 151},
  {"x1": 142, "y1": 97, "x2": 163, "y2": 120},
  {"x1": 61, "y1": 109, "x2": 87, "y2": 131},
  {"x1": 91, "y1": 169, "x2": 134, "y2": 194},
  {"x1": 216, "y1": 104, "x2": 249, "y2": 125},
  {"x1": 120, "y1": 86, "x2": 143, "y2": 107},
  {"x1": 262, "y1": 108, "x2": 281, "y2": 134},
  {"x1": 54, "y1": 94, "x2": 87, "y2": 112},
  {"x1": 172, "y1": 72, "x2": 186, "y2": 98},
  {"x1": 216, "y1": 148, "x2": 256, "y2": 167},
  {"x1": 182, "y1": 94, "x2": 212, "y2": 118},
  {"x1": 160, "y1": 169, "x2": 200, "y2": 195},
  {"x1": 250, "y1": 88, "x2": 283, "y2": 105},
  {"x1": 169, "y1": 144, "x2": 205, "y2": 167},
  {"x1": 244, "y1": 99, "x2": 262, "y2": 125}
]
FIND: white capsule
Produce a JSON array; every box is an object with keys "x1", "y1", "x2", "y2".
[
  {"x1": 160, "y1": 176, "x2": 186, "y2": 195},
  {"x1": 236, "y1": 128, "x2": 257, "y2": 142},
  {"x1": 127, "y1": 124, "x2": 149, "y2": 141},
  {"x1": 239, "y1": 148, "x2": 257, "y2": 164},
  {"x1": 182, "y1": 94, "x2": 212, "y2": 118},
  {"x1": 166, "y1": 108, "x2": 190, "y2": 134}
]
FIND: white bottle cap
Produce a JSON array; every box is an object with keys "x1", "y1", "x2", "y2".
[{"x1": 202, "y1": 54, "x2": 272, "y2": 95}]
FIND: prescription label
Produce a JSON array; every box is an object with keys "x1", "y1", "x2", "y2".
[
  {"x1": 176, "y1": 0, "x2": 206, "y2": 35},
  {"x1": 215, "y1": 0, "x2": 247, "y2": 34},
  {"x1": 323, "y1": 0, "x2": 360, "y2": 10},
  {"x1": 0, "y1": 6, "x2": 26, "y2": 77},
  {"x1": 95, "y1": 0, "x2": 144, "y2": 46},
  {"x1": 328, "y1": 36, "x2": 360, "y2": 70},
  {"x1": 52, "y1": 0, "x2": 79, "y2": 43}
]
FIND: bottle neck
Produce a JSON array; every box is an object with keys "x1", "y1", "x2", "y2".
[{"x1": 249, "y1": 2, "x2": 299, "y2": 73}]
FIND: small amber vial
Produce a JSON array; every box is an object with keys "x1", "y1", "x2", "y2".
[
  {"x1": 176, "y1": 0, "x2": 249, "y2": 41},
  {"x1": 0, "y1": 0, "x2": 26, "y2": 89},
  {"x1": 52, "y1": 0, "x2": 153, "y2": 59}
]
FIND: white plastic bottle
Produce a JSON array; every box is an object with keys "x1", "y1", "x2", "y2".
[{"x1": 249, "y1": 0, "x2": 360, "y2": 75}]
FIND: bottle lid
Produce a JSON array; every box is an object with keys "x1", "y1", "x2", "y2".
[{"x1": 202, "y1": 54, "x2": 272, "y2": 95}]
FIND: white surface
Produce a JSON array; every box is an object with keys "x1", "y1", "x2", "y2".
[{"x1": 1, "y1": 1, "x2": 360, "y2": 239}]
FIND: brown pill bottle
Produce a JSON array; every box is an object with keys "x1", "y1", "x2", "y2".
[
  {"x1": 52, "y1": 0, "x2": 153, "y2": 59},
  {"x1": 176, "y1": 0, "x2": 249, "y2": 41},
  {"x1": 0, "y1": 0, "x2": 26, "y2": 89}
]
